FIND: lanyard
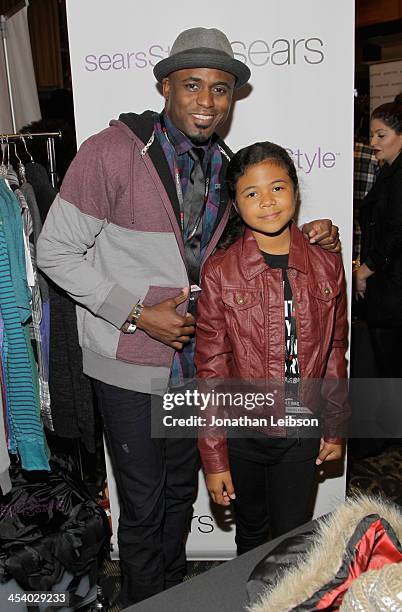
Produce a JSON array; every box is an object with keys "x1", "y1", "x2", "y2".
[{"x1": 161, "y1": 121, "x2": 211, "y2": 241}]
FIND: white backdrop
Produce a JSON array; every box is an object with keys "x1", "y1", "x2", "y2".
[{"x1": 66, "y1": 0, "x2": 354, "y2": 559}]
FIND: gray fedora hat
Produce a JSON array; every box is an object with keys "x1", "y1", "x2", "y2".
[{"x1": 153, "y1": 27, "x2": 251, "y2": 89}]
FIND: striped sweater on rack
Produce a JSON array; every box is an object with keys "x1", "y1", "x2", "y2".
[{"x1": 0, "y1": 179, "x2": 49, "y2": 471}]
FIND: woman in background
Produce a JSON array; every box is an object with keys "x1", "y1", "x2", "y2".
[{"x1": 354, "y1": 95, "x2": 402, "y2": 378}]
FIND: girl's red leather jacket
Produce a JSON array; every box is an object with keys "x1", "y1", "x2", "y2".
[{"x1": 195, "y1": 223, "x2": 349, "y2": 474}]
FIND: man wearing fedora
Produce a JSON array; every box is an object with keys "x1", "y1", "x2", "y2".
[{"x1": 38, "y1": 27, "x2": 339, "y2": 604}]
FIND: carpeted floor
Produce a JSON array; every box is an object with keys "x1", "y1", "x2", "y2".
[
  {"x1": 347, "y1": 442, "x2": 402, "y2": 504},
  {"x1": 87, "y1": 443, "x2": 402, "y2": 611}
]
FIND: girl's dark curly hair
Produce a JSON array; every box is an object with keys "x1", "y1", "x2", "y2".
[
  {"x1": 371, "y1": 93, "x2": 402, "y2": 135},
  {"x1": 218, "y1": 141, "x2": 300, "y2": 249}
]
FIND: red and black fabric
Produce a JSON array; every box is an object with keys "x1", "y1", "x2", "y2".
[
  {"x1": 247, "y1": 495, "x2": 402, "y2": 612},
  {"x1": 298, "y1": 514, "x2": 401, "y2": 610}
]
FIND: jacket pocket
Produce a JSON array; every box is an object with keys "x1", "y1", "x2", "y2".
[
  {"x1": 307, "y1": 280, "x2": 339, "y2": 365},
  {"x1": 307, "y1": 280, "x2": 340, "y2": 302},
  {"x1": 221, "y1": 288, "x2": 262, "y2": 353},
  {"x1": 221, "y1": 288, "x2": 261, "y2": 310},
  {"x1": 116, "y1": 285, "x2": 188, "y2": 367}
]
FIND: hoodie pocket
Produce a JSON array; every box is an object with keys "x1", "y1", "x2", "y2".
[{"x1": 116, "y1": 285, "x2": 188, "y2": 367}]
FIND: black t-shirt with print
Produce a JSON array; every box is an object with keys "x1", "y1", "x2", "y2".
[
  {"x1": 227, "y1": 252, "x2": 319, "y2": 464},
  {"x1": 263, "y1": 253, "x2": 299, "y2": 386}
]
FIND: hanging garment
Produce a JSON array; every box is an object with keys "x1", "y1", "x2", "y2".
[
  {"x1": 22, "y1": 182, "x2": 51, "y2": 415},
  {"x1": 25, "y1": 162, "x2": 57, "y2": 224},
  {"x1": 0, "y1": 312, "x2": 11, "y2": 494},
  {"x1": 0, "y1": 180, "x2": 49, "y2": 471},
  {"x1": 0, "y1": 179, "x2": 31, "y2": 323},
  {"x1": 0, "y1": 392, "x2": 12, "y2": 494},
  {"x1": 21, "y1": 182, "x2": 50, "y2": 363},
  {"x1": 0, "y1": 6, "x2": 41, "y2": 133},
  {"x1": 0, "y1": 310, "x2": 9, "y2": 438},
  {"x1": 5, "y1": 165, "x2": 19, "y2": 190},
  {"x1": 25, "y1": 169, "x2": 95, "y2": 452},
  {"x1": 48, "y1": 285, "x2": 95, "y2": 452},
  {"x1": 21, "y1": 182, "x2": 50, "y2": 304},
  {"x1": 15, "y1": 188, "x2": 52, "y2": 431},
  {"x1": 15, "y1": 188, "x2": 35, "y2": 289}
]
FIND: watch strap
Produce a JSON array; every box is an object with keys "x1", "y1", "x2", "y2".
[{"x1": 122, "y1": 300, "x2": 144, "y2": 334}]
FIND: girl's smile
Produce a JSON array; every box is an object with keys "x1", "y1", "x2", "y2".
[{"x1": 235, "y1": 160, "x2": 297, "y2": 252}]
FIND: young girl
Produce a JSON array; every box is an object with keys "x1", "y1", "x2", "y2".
[{"x1": 195, "y1": 141, "x2": 348, "y2": 554}]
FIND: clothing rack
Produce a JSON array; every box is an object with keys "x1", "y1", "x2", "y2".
[{"x1": 1, "y1": 131, "x2": 62, "y2": 188}]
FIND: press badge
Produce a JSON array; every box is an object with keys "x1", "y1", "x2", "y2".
[{"x1": 190, "y1": 284, "x2": 202, "y2": 301}]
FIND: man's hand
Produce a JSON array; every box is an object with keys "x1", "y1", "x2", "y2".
[
  {"x1": 136, "y1": 287, "x2": 195, "y2": 350},
  {"x1": 206, "y1": 471, "x2": 236, "y2": 506},
  {"x1": 316, "y1": 439, "x2": 343, "y2": 465},
  {"x1": 302, "y1": 219, "x2": 340, "y2": 252}
]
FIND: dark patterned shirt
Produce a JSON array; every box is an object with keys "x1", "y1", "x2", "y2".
[{"x1": 154, "y1": 112, "x2": 223, "y2": 385}]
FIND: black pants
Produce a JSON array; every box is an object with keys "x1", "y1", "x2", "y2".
[
  {"x1": 228, "y1": 446, "x2": 318, "y2": 555},
  {"x1": 93, "y1": 380, "x2": 199, "y2": 605},
  {"x1": 369, "y1": 326, "x2": 402, "y2": 377},
  {"x1": 369, "y1": 326, "x2": 402, "y2": 436}
]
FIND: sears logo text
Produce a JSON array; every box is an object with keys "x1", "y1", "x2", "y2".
[
  {"x1": 232, "y1": 37, "x2": 324, "y2": 67},
  {"x1": 84, "y1": 35, "x2": 325, "y2": 72}
]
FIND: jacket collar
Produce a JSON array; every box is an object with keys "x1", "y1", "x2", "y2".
[
  {"x1": 114, "y1": 110, "x2": 232, "y2": 238},
  {"x1": 380, "y1": 150, "x2": 402, "y2": 179},
  {"x1": 117, "y1": 111, "x2": 182, "y2": 226},
  {"x1": 240, "y1": 222, "x2": 308, "y2": 280},
  {"x1": 288, "y1": 222, "x2": 308, "y2": 273}
]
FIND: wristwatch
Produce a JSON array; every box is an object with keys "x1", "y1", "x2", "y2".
[{"x1": 121, "y1": 300, "x2": 144, "y2": 334}]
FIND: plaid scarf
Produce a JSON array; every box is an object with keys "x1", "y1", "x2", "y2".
[
  {"x1": 353, "y1": 142, "x2": 378, "y2": 260},
  {"x1": 153, "y1": 112, "x2": 223, "y2": 384}
]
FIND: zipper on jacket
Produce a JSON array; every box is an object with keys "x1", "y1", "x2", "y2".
[
  {"x1": 287, "y1": 271, "x2": 302, "y2": 377},
  {"x1": 263, "y1": 269, "x2": 287, "y2": 438},
  {"x1": 129, "y1": 143, "x2": 135, "y2": 225},
  {"x1": 141, "y1": 132, "x2": 155, "y2": 157},
  {"x1": 263, "y1": 269, "x2": 286, "y2": 381},
  {"x1": 123, "y1": 125, "x2": 158, "y2": 229}
]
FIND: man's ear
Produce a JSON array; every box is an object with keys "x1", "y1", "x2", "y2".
[{"x1": 162, "y1": 77, "x2": 170, "y2": 101}]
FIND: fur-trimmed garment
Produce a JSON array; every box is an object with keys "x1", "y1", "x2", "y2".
[
  {"x1": 340, "y1": 562, "x2": 402, "y2": 610},
  {"x1": 248, "y1": 495, "x2": 402, "y2": 612}
]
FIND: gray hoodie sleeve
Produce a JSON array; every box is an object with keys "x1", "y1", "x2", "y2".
[{"x1": 36, "y1": 136, "x2": 139, "y2": 329}]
